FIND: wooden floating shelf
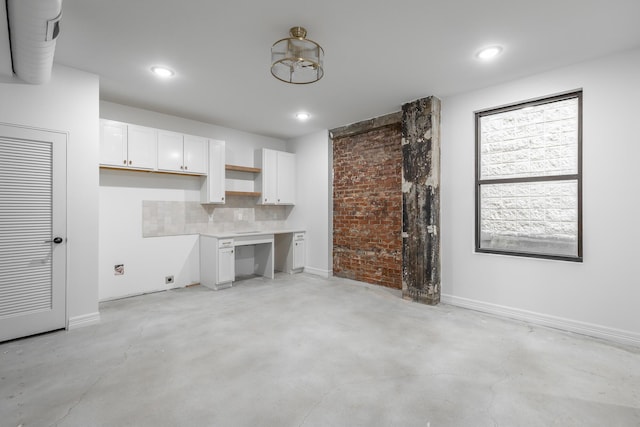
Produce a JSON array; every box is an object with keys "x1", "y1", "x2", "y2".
[
  {"x1": 99, "y1": 165, "x2": 206, "y2": 177},
  {"x1": 225, "y1": 191, "x2": 261, "y2": 197},
  {"x1": 225, "y1": 164, "x2": 261, "y2": 173}
]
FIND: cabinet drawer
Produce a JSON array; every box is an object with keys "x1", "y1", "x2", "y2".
[{"x1": 218, "y1": 239, "x2": 234, "y2": 248}]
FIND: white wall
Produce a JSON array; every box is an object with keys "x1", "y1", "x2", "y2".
[
  {"x1": 441, "y1": 48, "x2": 640, "y2": 345},
  {"x1": 0, "y1": 64, "x2": 100, "y2": 326},
  {"x1": 287, "y1": 130, "x2": 332, "y2": 277},
  {"x1": 99, "y1": 101, "x2": 288, "y2": 300}
]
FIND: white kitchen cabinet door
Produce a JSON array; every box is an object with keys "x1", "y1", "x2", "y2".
[
  {"x1": 293, "y1": 234, "x2": 305, "y2": 270},
  {"x1": 218, "y1": 247, "x2": 235, "y2": 284},
  {"x1": 276, "y1": 151, "x2": 296, "y2": 204},
  {"x1": 258, "y1": 149, "x2": 296, "y2": 205},
  {"x1": 184, "y1": 135, "x2": 208, "y2": 174},
  {"x1": 127, "y1": 125, "x2": 157, "y2": 170},
  {"x1": 201, "y1": 139, "x2": 225, "y2": 204},
  {"x1": 157, "y1": 131, "x2": 184, "y2": 172},
  {"x1": 99, "y1": 120, "x2": 127, "y2": 167},
  {"x1": 261, "y1": 149, "x2": 278, "y2": 204}
]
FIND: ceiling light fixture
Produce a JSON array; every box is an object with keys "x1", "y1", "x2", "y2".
[
  {"x1": 476, "y1": 46, "x2": 503, "y2": 60},
  {"x1": 151, "y1": 66, "x2": 175, "y2": 78},
  {"x1": 295, "y1": 112, "x2": 310, "y2": 121},
  {"x1": 271, "y1": 26, "x2": 324, "y2": 84}
]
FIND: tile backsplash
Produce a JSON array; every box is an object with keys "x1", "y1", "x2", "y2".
[{"x1": 143, "y1": 197, "x2": 289, "y2": 237}]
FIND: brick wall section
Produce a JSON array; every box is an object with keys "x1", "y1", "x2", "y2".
[{"x1": 333, "y1": 123, "x2": 403, "y2": 289}]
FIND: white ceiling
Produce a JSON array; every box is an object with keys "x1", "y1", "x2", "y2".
[{"x1": 54, "y1": 0, "x2": 640, "y2": 140}]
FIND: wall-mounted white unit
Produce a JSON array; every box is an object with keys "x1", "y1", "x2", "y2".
[
  {"x1": 157, "y1": 131, "x2": 208, "y2": 174},
  {"x1": 7, "y1": 0, "x2": 63, "y2": 84},
  {"x1": 99, "y1": 120, "x2": 157, "y2": 171},
  {"x1": 256, "y1": 148, "x2": 296, "y2": 205},
  {"x1": 201, "y1": 139, "x2": 226, "y2": 204}
]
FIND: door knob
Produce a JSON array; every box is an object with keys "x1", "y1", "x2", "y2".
[{"x1": 44, "y1": 237, "x2": 64, "y2": 244}]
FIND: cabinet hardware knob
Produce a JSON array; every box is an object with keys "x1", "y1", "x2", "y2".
[
  {"x1": 221, "y1": 197, "x2": 224, "y2": 201},
  {"x1": 123, "y1": 160, "x2": 126, "y2": 165},
  {"x1": 180, "y1": 166, "x2": 183, "y2": 170},
  {"x1": 185, "y1": 166, "x2": 188, "y2": 170},
  {"x1": 129, "y1": 160, "x2": 132, "y2": 165}
]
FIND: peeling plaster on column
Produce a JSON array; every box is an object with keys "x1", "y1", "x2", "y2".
[{"x1": 401, "y1": 96, "x2": 442, "y2": 305}]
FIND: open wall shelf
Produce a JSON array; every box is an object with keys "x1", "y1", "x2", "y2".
[
  {"x1": 225, "y1": 164, "x2": 261, "y2": 173},
  {"x1": 225, "y1": 191, "x2": 261, "y2": 197}
]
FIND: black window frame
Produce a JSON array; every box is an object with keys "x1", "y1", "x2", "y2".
[{"x1": 475, "y1": 90, "x2": 583, "y2": 262}]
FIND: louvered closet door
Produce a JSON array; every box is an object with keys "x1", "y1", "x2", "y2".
[{"x1": 0, "y1": 124, "x2": 66, "y2": 342}]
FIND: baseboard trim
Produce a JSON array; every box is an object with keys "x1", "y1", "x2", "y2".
[
  {"x1": 99, "y1": 283, "x2": 194, "y2": 303},
  {"x1": 303, "y1": 266, "x2": 332, "y2": 278},
  {"x1": 67, "y1": 312, "x2": 101, "y2": 330},
  {"x1": 441, "y1": 294, "x2": 640, "y2": 347}
]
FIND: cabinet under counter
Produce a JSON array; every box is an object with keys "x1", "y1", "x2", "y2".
[{"x1": 199, "y1": 230, "x2": 305, "y2": 290}]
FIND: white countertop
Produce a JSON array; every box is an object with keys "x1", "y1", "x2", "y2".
[{"x1": 200, "y1": 229, "x2": 304, "y2": 239}]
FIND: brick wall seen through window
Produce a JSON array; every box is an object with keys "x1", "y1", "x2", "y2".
[{"x1": 475, "y1": 91, "x2": 582, "y2": 261}]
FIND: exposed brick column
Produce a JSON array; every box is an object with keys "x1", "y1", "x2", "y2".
[{"x1": 401, "y1": 97, "x2": 441, "y2": 304}]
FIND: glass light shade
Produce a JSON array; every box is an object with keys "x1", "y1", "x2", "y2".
[
  {"x1": 271, "y1": 27, "x2": 324, "y2": 84},
  {"x1": 151, "y1": 66, "x2": 174, "y2": 77}
]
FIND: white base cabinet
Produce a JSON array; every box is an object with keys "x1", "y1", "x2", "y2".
[
  {"x1": 217, "y1": 244, "x2": 235, "y2": 285},
  {"x1": 200, "y1": 236, "x2": 234, "y2": 290},
  {"x1": 275, "y1": 232, "x2": 305, "y2": 273},
  {"x1": 293, "y1": 233, "x2": 306, "y2": 270}
]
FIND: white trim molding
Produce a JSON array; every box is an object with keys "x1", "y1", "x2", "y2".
[
  {"x1": 67, "y1": 312, "x2": 101, "y2": 330},
  {"x1": 303, "y1": 266, "x2": 332, "y2": 278},
  {"x1": 441, "y1": 294, "x2": 640, "y2": 347}
]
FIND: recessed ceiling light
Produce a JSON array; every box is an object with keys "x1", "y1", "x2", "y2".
[
  {"x1": 151, "y1": 66, "x2": 175, "y2": 78},
  {"x1": 476, "y1": 46, "x2": 503, "y2": 60},
  {"x1": 295, "y1": 112, "x2": 311, "y2": 121}
]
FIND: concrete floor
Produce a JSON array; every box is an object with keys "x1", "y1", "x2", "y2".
[{"x1": 2, "y1": 274, "x2": 639, "y2": 427}]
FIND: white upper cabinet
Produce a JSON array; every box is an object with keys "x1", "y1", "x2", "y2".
[
  {"x1": 157, "y1": 131, "x2": 184, "y2": 172},
  {"x1": 158, "y1": 132, "x2": 208, "y2": 174},
  {"x1": 100, "y1": 120, "x2": 157, "y2": 170},
  {"x1": 276, "y1": 151, "x2": 296, "y2": 204},
  {"x1": 260, "y1": 149, "x2": 278, "y2": 204},
  {"x1": 100, "y1": 120, "x2": 127, "y2": 167},
  {"x1": 183, "y1": 135, "x2": 208, "y2": 174},
  {"x1": 127, "y1": 125, "x2": 157, "y2": 170},
  {"x1": 201, "y1": 139, "x2": 226, "y2": 204},
  {"x1": 258, "y1": 149, "x2": 296, "y2": 205}
]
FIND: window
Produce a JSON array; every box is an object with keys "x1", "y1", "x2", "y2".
[{"x1": 475, "y1": 91, "x2": 582, "y2": 261}]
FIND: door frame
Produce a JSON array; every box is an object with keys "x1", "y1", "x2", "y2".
[{"x1": 0, "y1": 122, "x2": 68, "y2": 339}]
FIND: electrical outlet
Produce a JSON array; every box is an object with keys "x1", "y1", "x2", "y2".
[{"x1": 165, "y1": 275, "x2": 174, "y2": 284}]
